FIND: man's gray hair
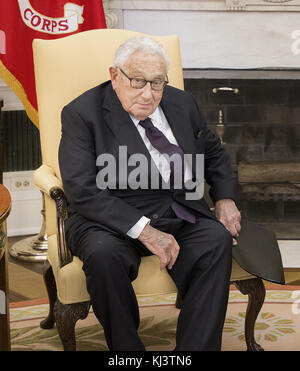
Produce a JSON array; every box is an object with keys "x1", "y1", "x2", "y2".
[{"x1": 113, "y1": 36, "x2": 170, "y2": 72}]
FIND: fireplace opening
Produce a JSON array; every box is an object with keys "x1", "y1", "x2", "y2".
[{"x1": 184, "y1": 73, "x2": 300, "y2": 239}]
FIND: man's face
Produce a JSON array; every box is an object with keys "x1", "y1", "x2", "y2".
[{"x1": 110, "y1": 51, "x2": 167, "y2": 121}]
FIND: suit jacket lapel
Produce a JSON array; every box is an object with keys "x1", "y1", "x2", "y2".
[
  {"x1": 160, "y1": 89, "x2": 199, "y2": 176},
  {"x1": 160, "y1": 91, "x2": 197, "y2": 156},
  {"x1": 102, "y1": 84, "x2": 152, "y2": 163}
]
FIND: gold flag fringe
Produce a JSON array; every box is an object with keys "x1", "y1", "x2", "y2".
[{"x1": 0, "y1": 60, "x2": 39, "y2": 128}]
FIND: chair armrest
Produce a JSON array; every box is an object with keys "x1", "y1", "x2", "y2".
[
  {"x1": 34, "y1": 165, "x2": 73, "y2": 268},
  {"x1": 33, "y1": 164, "x2": 63, "y2": 196},
  {"x1": 51, "y1": 187, "x2": 73, "y2": 268}
]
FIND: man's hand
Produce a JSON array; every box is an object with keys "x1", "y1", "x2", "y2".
[
  {"x1": 215, "y1": 199, "x2": 241, "y2": 245},
  {"x1": 138, "y1": 224, "x2": 180, "y2": 271}
]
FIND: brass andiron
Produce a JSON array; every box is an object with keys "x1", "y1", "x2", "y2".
[
  {"x1": 212, "y1": 86, "x2": 240, "y2": 146},
  {"x1": 216, "y1": 109, "x2": 226, "y2": 147}
]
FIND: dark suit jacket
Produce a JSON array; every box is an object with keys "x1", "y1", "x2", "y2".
[
  {"x1": 59, "y1": 81, "x2": 237, "y2": 237},
  {"x1": 59, "y1": 81, "x2": 285, "y2": 285}
]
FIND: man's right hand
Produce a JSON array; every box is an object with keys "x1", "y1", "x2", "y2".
[{"x1": 138, "y1": 224, "x2": 180, "y2": 271}]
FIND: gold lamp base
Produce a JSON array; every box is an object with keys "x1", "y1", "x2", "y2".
[
  {"x1": 9, "y1": 233, "x2": 47, "y2": 263},
  {"x1": 9, "y1": 192, "x2": 48, "y2": 263}
]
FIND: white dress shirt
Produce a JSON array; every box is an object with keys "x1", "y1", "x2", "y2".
[{"x1": 126, "y1": 106, "x2": 193, "y2": 239}]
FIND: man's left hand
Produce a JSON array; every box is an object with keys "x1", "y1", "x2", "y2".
[{"x1": 215, "y1": 199, "x2": 241, "y2": 245}]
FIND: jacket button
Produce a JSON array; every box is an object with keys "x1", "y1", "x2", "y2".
[{"x1": 152, "y1": 214, "x2": 159, "y2": 219}]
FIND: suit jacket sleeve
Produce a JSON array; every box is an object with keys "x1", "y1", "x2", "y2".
[
  {"x1": 192, "y1": 96, "x2": 237, "y2": 204},
  {"x1": 59, "y1": 105, "x2": 145, "y2": 236}
]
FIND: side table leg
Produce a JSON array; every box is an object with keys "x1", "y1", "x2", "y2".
[{"x1": 0, "y1": 247, "x2": 10, "y2": 351}]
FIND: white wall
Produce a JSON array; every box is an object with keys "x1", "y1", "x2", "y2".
[{"x1": 3, "y1": 171, "x2": 43, "y2": 237}]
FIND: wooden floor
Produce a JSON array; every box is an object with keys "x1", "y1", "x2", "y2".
[{"x1": 7, "y1": 235, "x2": 46, "y2": 302}]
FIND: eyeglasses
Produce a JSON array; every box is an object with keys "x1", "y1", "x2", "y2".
[{"x1": 119, "y1": 68, "x2": 168, "y2": 91}]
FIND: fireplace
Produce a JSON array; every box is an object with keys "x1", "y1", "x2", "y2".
[{"x1": 184, "y1": 70, "x2": 300, "y2": 239}]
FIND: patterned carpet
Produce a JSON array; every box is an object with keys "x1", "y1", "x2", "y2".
[{"x1": 9, "y1": 286, "x2": 300, "y2": 351}]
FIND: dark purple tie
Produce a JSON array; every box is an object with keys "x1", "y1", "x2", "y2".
[{"x1": 139, "y1": 118, "x2": 196, "y2": 224}]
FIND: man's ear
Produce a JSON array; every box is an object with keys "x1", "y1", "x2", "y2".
[{"x1": 109, "y1": 66, "x2": 118, "y2": 90}]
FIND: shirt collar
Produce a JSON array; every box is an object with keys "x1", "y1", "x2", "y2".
[{"x1": 130, "y1": 106, "x2": 162, "y2": 127}]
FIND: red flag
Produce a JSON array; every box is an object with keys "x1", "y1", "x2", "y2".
[{"x1": 0, "y1": 0, "x2": 107, "y2": 127}]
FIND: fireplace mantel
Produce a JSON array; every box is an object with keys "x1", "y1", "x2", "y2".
[
  {"x1": 103, "y1": 0, "x2": 300, "y2": 29},
  {"x1": 105, "y1": 0, "x2": 300, "y2": 20},
  {"x1": 104, "y1": 0, "x2": 300, "y2": 69}
]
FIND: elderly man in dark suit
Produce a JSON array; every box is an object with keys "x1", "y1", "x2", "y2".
[{"x1": 59, "y1": 36, "x2": 241, "y2": 351}]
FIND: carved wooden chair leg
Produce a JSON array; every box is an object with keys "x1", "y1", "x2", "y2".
[
  {"x1": 40, "y1": 260, "x2": 57, "y2": 329},
  {"x1": 234, "y1": 277, "x2": 266, "y2": 351},
  {"x1": 54, "y1": 299, "x2": 91, "y2": 351},
  {"x1": 175, "y1": 292, "x2": 183, "y2": 309}
]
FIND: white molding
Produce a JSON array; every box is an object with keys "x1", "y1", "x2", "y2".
[
  {"x1": 103, "y1": 0, "x2": 123, "y2": 28},
  {"x1": 109, "y1": 0, "x2": 227, "y2": 11},
  {"x1": 108, "y1": 0, "x2": 300, "y2": 11},
  {"x1": 226, "y1": 0, "x2": 300, "y2": 11}
]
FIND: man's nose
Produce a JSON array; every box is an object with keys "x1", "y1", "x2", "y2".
[{"x1": 141, "y1": 82, "x2": 153, "y2": 98}]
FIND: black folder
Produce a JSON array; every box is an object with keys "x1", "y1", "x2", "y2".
[{"x1": 232, "y1": 220, "x2": 285, "y2": 285}]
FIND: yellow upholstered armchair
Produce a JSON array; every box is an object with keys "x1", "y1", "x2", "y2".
[{"x1": 33, "y1": 29, "x2": 265, "y2": 351}]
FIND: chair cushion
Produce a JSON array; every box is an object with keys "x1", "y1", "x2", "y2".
[{"x1": 48, "y1": 234, "x2": 255, "y2": 305}]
